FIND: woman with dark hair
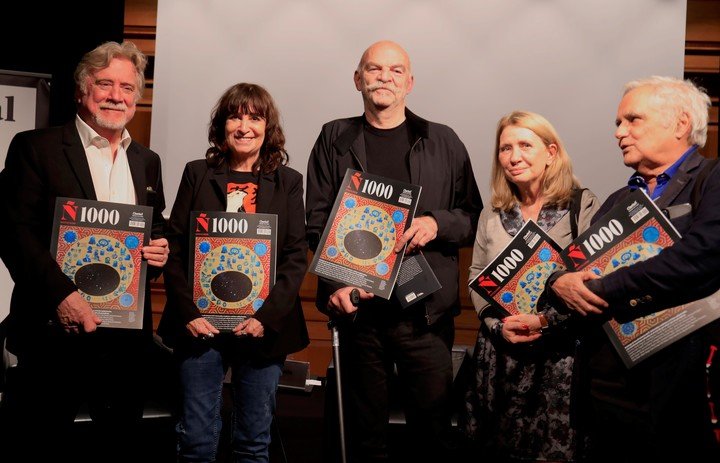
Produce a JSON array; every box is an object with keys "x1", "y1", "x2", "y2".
[
  {"x1": 463, "y1": 111, "x2": 599, "y2": 462},
  {"x1": 159, "y1": 83, "x2": 309, "y2": 462}
]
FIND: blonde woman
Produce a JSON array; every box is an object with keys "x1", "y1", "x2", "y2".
[{"x1": 464, "y1": 111, "x2": 599, "y2": 462}]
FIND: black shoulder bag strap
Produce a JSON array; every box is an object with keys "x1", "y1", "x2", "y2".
[{"x1": 569, "y1": 187, "x2": 586, "y2": 239}]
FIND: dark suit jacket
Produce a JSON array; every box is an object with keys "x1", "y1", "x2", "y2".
[
  {"x1": 581, "y1": 149, "x2": 720, "y2": 448},
  {"x1": 158, "y1": 159, "x2": 309, "y2": 359},
  {"x1": 588, "y1": 150, "x2": 720, "y2": 314},
  {"x1": 0, "y1": 121, "x2": 166, "y2": 356}
]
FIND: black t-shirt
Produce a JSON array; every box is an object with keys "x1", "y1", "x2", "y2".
[
  {"x1": 363, "y1": 120, "x2": 412, "y2": 184},
  {"x1": 363, "y1": 120, "x2": 414, "y2": 312}
]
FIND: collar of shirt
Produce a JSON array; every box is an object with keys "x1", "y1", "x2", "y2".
[
  {"x1": 75, "y1": 115, "x2": 136, "y2": 204},
  {"x1": 627, "y1": 145, "x2": 698, "y2": 200},
  {"x1": 75, "y1": 114, "x2": 132, "y2": 150}
]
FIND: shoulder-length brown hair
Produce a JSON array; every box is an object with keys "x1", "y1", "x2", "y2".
[
  {"x1": 206, "y1": 83, "x2": 288, "y2": 174},
  {"x1": 490, "y1": 110, "x2": 579, "y2": 211}
]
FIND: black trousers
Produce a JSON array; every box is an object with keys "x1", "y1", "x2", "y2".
[
  {"x1": 0, "y1": 330, "x2": 152, "y2": 462},
  {"x1": 585, "y1": 397, "x2": 720, "y2": 463},
  {"x1": 339, "y1": 305, "x2": 455, "y2": 463},
  {"x1": 584, "y1": 338, "x2": 720, "y2": 463}
]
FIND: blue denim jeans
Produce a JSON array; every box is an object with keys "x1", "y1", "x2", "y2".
[{"x1": 175, "y1": 339, "x2": 284, "y2": 463}]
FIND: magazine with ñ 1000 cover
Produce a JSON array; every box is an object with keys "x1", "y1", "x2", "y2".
[
  {"x1": 469, "y1": 220, "x2": 565, "y2": 317},
  {"x1": 560, "y1": 188, "x2": 720, "y2": 368},
  {"x1": 309, "y1": 169, "x2": 421, "y2": 300},
  {"x1": 50, "y1": 197, "x2": 153, "y2": 329},
  {"x1": 190, "y1": 211, "x2": 277, "y2": 331}
]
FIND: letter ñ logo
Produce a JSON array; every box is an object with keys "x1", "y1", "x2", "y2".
[
  {"x1": 195, "y1": 213, "x2": 209, "y2": 233},
  {"x1": 350, "y1": 172, "x2": 362, "y2": 191},
  {"x1": 476, "y1": 275, "x2": 499, "y2": 295},
  {"x1": 566, "y1": 244, "x2": 588, "y2": 267},
  {"x1": 61, "y1": 201, "x2": 77, "y2": 222}
]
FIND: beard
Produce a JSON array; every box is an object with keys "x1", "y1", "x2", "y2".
[
  {"x1": 92, "y1": 114, "x2": 128, "y2": 131},
  {"x1": 92, "y1": 103, "x2": 131, "y2": 130}
]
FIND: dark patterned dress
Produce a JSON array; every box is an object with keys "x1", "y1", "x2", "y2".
[{"x1": 463, "y1": 204, "x2": 585, "y2": 462}]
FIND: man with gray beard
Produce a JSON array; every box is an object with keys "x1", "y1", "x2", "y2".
[{"x1": 0, "y1": 41, "x2": 168, "y2": 462}]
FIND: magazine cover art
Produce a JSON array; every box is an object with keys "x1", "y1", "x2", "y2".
[
  {"x1": 309, "y1": 169, "x2": 421, "y2": 299},
  {"x1": 469, "y1": 220, "x2": 565, "y2": 316},
  {"x1": 561, "y1": 189, "x2": 720, "y2": 367},
  {"x1": 50, "y1": 197, "x2": 152, "y2": 329},
  {"x1": 567, "y1": 214, "x2": 675, "y2": 272},
  {"x1": 190, "y1": 211, "x2": 277, "y2": 331}
]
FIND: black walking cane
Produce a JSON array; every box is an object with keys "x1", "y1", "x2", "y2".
[{"x1": 329, "y1": 288, "x2": 360, "y2": 463}]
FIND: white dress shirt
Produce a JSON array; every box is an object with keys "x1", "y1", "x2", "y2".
[{"x1": 75, "y1": 115, "x2": 136, "y2": 205}]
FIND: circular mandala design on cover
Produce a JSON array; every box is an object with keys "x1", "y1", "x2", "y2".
[
  {"x1": 199, "y1": 243, "x2": 264, "y2": 310},
  {"x1": 335, "y1": 205, "x2": 396, "y2": 266},
  {"x1": 621, "y1": 322, "x2": 637, "y2": 335},
  {"x1": 61, "y1": 233, "x2": 134, "y2": 303},
  {"x1": 513, "y1": 261, "x2": 559, "y2": 314}
]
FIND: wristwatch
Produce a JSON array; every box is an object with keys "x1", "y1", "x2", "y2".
[{"x1": 538, "y1": 313, "x2": 549, "y2": 332}]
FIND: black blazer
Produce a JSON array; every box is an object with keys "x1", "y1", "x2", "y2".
[
  {"x1": 158, "y1": 159, "x2": 309, "y2": 359},
  {"x1": 588, "y1": 149, "x2": 720, "y2": 314},
  {"x1": 0, "y1": 121, "x2": 166, "y2": 355}
]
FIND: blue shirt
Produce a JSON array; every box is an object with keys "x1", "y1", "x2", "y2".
[{"x1": 627, "y1": 145, "x2": 698, "y2": 200}]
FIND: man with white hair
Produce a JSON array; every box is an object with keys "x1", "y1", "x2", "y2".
[{"x1": 547, "y1": 76, "x2": 720, "y2": 462}]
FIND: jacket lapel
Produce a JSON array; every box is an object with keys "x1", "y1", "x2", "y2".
[
  {"x1": 209, "y1": 163, "x2": 229, "y2": 211},
  {"x1": 127, "y1": 142, "x2": 147, "y2": 205},
  {"x1": 349, "y1": 132, "x2": 367, "y2": 173},
  {"x1": 62, "y1": 122, "x2": 97, "y2": 200},
  {"x1": 405, "y1": 109, "x2": 429, "y2": 185},
  {"x1": 654, "y1": 150, "x2": 703, "y2": 210},
  {"x1": 257, "y1": 171, "x2": 276, "y2": 213},
  {"x1": 333, "y1": 116, "x2": 367, "y2": 172}
]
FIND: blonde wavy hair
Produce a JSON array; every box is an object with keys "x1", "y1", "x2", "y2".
[{"x1": 491, "y1": 110, "x2": 579, "y2": 211}]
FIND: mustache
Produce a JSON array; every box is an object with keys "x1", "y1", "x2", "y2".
[
  {"x1": 365, "y1": 83, "x2": 398, "y2": 93},
  {"x1": 99, "y1": 103, "x2": 127, "y2": 111}
]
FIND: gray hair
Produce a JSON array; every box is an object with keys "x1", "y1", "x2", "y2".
[
  {"x1": 74, "y1": 41, "x2": 147, "y2": 102},
  {"x1": 624, "y1": 76, "x2": 711, "y2": 147}
]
